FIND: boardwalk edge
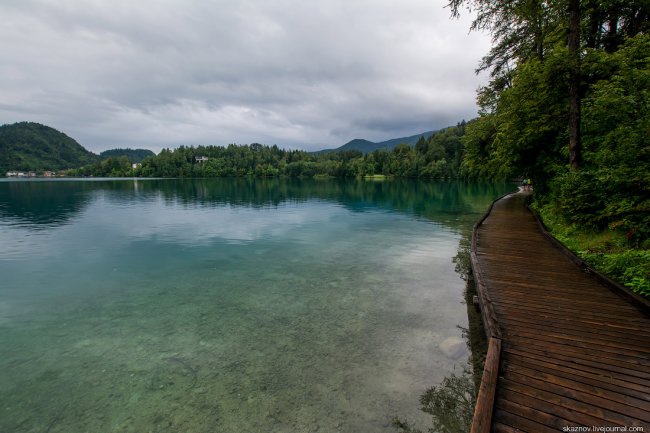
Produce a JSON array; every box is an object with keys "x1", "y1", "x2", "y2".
[
  {"x1": 468, "y1": 191, "x2": 513, "y2": 433},
  {"x1": 526, "y1": 198, "x2": 650, "y2": 316},
  {"x1": 469, "y1": 191, "x2": 650, "y2": 431},
  {"x1": 470, "y1": 337, "x2": 501, "y2": 433}
]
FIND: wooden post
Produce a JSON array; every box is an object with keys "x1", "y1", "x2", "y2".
[{"x1": 470, "y1": 337, "x2": 501, "y2": 433}]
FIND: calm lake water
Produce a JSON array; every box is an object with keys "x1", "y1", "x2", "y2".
[{"x1": 0, "y1": 178, "x2": 510, "y2": 433}]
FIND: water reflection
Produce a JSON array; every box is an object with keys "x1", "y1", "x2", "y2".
[
  {"x1": 0, "y1": 179, "x2": 94, "y2": 228},
  {"x1": 0, "y1": 178, "x2": 511, "y2": 433},
  {"x1": 393, "y1": 231, "x2": 488, "y2": 433},
  {"x1": 0, "y1": 178, "x2": 511, "y2": 231}
]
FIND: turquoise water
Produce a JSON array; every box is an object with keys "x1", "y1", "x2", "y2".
[{"x1": 0, "y1": 178, "x2": 510, "y2": 433}]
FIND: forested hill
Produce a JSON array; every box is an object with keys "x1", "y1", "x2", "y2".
[
  {"x1": 73, "y1": 123, "x2": 468, "y2": 178},
  {"x1": 318, "y1": 130, "x2": 437, "y2": 154},
  {"x1": 0, "y1": 122, "x2": 99, "y2": 173},
  {"x1": 100, "y1": 148, "x2": 155, "y2": 163}
]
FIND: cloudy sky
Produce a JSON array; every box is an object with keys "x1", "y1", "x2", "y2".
[{"x1": 0, "y1": 0, "x2": 490, "y2": 153}]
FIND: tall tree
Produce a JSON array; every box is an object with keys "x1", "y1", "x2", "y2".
[
  {"x1": 448, "y1": 0, "x2": 582, "y2": 167},
  {"x1": 448, "y1": 0, "x2": 555, "y2": 89},
  {"x1": 568, "y1": 0, "x2": 581, "y2": 169}
]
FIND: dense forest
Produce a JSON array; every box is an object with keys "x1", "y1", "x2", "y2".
[
  {"x1": 0, "y1": 123, "x2": 155, "y2": 174},
  {"x1": 0, "y1": 122, "x2": 99, "y2": 173},
  {"x1": 99, "y1": 148, "x2": 155, "y2": 163},
  {"x1": 449, "y1": 0, "x2": 649, "y2": 296},
  {"x1": 71, "y1": 123, "x2": 468, "y2": 179}
]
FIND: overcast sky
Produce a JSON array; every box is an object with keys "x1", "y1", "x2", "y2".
[{"x1": 0, "y1": 0, "x2": 490, "y2": 153}]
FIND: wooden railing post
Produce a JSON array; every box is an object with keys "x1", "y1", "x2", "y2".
[{"x1": 470, "y1": 337, "x2": 501, "y2": 433}]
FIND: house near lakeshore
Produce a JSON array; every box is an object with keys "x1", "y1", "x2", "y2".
[
  {"x1": 6, "y1": 171, "x2": 57, "y2": 177},
  {"x1": 5, "y1": 171, "x2": 31, "y2": 177}
]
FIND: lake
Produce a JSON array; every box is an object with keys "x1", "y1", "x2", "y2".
[{"x1": 0, "y1": 178, "x2": 510, "y2": 433}]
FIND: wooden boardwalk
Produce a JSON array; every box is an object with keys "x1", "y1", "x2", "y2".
[{"x1": 470, "y1": 192, "x2": 650, "y2": 433}]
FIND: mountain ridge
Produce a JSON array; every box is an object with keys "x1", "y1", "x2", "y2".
[
  {"x1": 317, "y1": 130, "x2": 438, "y2": 154},
  {"x1": 1, "y1": 121, "x2": 447, "y2": 174}
]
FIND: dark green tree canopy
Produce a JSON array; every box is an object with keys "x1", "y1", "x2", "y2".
[
  {"x1": 0, "y1": 122, "x2": 99, "y2": 173},
  {"x1": 454, "y1": 0, "x2": 649, "y2": 245}
]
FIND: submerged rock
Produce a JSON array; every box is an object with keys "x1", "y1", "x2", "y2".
[{"x1": 439, "y1": 336, "x2": 467, "y2": 360}]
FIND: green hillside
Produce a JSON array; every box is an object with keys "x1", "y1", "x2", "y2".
[
  {"x1": 0, "y1": 122, "x2": 99, "y2": 173},
  {"x1": 330, "y1": 138, "x2": 376, "y2": 153},
  {"x1": 318, "y1": 130, "x2": 437, "y2": 154},
  {"x1": 100, "y1": 148, "x2": 155, "y2": 163}
]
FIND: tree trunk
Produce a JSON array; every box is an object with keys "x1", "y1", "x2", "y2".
[{"x1": 568, "y1": 0, "x2": 581, "y2": 169}]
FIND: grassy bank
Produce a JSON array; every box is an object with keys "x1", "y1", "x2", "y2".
[{"x1": 534, "y1": 204, "x2": 650, "y2": 299}]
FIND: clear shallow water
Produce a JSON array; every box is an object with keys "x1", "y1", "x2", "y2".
[{"x1": 0, "y1": 178, "x2": 510, "y2": 433}]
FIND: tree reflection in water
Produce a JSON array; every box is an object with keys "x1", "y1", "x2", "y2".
[{"x1": 392, "y1": 233, "x2": 488, "y2": 433}]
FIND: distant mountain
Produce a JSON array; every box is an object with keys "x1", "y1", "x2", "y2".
[
  {"x1": 318, "y1": 130, "x2": 438, "y2": 154},
  {"x1": 333, "y1": 139, "x2": 377, "y2": 153},
  {"x1": 0, "y1": 122, "x2": 99, "y2": 173},
  {"x1": 100, "y1": 148, "x2": 155, "y2": 163}
]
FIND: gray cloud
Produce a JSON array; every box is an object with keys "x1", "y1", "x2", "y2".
[{"x1": 0, "y1": 0, "x2": 490, "y2": 152}]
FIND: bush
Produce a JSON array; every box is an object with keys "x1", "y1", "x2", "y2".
[{"x1": 582, "y1": 250, "x2": 650, "y2": 297}]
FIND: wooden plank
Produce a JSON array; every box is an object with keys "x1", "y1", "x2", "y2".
[
  {"x1": 505, "y1": 334, "x2": 650, "y2": 372},
  {"x1": 470, "y1": 337, "x2": 501, "y2": 433},
  {"x1": 502, "y1": 361, "x2": 650, "y2": 414},
  {"x1": 500, "y1": 324, "x2": 650, "y2": 354},
  {"x1": 488, "y1": 290, "x2": 646, "y2": 315},
  {"x1": 486, "y1": 287, "x2": 642, "y2": 311},
  {"x1": 477, "y1": 277, "x2": 625, "y2": 298},
  {"x1": 499, "y1": 318, "x2": 650, "y2": 347},
  {"x1": 496, "y1": 398, "x2": 561, "y2": 429},
  {"x1": 490, "y1": 299, "x2": 650, "y2": 325},
  {"x1": 496, "y1": 391, "x2": 608, "y2": 429},
  {"x1": 498, "y1": 314, "x2": 650, "y2": 339},
  {"x1": 498, "y1": 317, "x2": 650, "y2": 354},
  {"x1": 528, "y1": 202, "x2": 650, "y2": 315},
  {"x1": 502, "y1": 328, "x2": 650, "y2": 358},
  {"x1": 499, "y1": 377, "x2": 644, "y2": 427},
  {"x1": 497, "y1": 307, "x2": 650, "y2": 332},
  {"x1": 470, "y1": 192, "x2": 650, "y2": 431},
  {"x1": 503, "y1": 336, "x2": 650, "y2": 377},
  {"x1": 493, "y1": 423, "x2": 522, "y2": 433},
  {"x1": 471, "y1": 252, "x2": 502, "y2": 340},
  {"x1": 503, "y1": 347, "x2": 650, "y2": 400},
  {"x1": 492, "y1": 408, "x2": 560, "y2": 433}
]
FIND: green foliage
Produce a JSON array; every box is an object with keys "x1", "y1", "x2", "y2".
[
  {"x1": 100, "y1": 148, "x2": 155, "y2": 163},
  {"x1": 460, "y1": 115, "x2": 498, "y2": 179},
  {"x1": 535, "y1": 203, "x2": 650, "y2": 299},
  {"x1": 545, "y1": 35, "x2": 650, "y2": 242},
  {"x1": 418, "y1": 368, "x2": 475, "y2": 433},
  {"x1": 1, "y1": 121, "x2": 469, "y2": 180},
  {"x1": 454, "y1": 0, "x2": 650, "y2": 295},
  {"x1": 80, "y1": 125, "x2": 469, "y2": 180},
  {"x1": 0, "y1": 122, "x2": 99, "y2": 173},
  {"x1": 72, "y1": 156, "x2": 134, "y2": 177},
  {"x1": 392, "y1": 363, "x2": 476, "y2": 433},
  {"x1": 462, "y1": 47, "x2": 570, "y2": 189},
  {"x1": 583, "y1": 250, "x2": 650, "y2": 297}
]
